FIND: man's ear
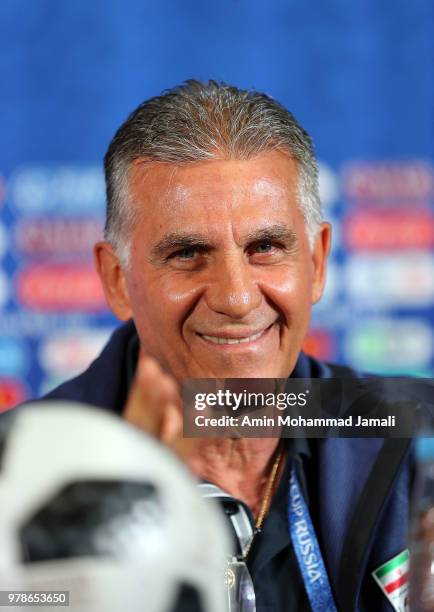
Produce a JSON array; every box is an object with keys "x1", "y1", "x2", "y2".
[
  {"x1": 94, "y1": 241, "x2": 133, "y2": 321},
  {"x1": 311, "y1": 222, "x2": 332, "y2": 305}
]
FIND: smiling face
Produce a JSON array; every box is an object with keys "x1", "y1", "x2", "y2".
[{"x1": 96, "y1": 150, "x2": 331, "y2": 380}]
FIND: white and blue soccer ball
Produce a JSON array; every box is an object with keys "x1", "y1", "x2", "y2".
[{"x1": 0, "y1": 402, "x2": 230, "y2": 612}]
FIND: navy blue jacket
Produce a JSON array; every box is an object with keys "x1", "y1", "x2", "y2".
[{"x1": 45, "y1": 321, "x2": 413, "y2": 611}]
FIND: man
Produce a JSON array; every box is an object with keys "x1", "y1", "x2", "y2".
[{"x1": 45, "y1": 81, "x2": 412, "y2": 611}]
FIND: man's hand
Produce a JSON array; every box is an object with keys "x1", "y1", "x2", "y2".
[{"x1": 123, "y1": 354, "x2": 194, "y2": 459}]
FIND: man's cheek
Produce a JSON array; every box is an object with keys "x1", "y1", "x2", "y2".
[
  {"x1": 160, "y1": 280, "x2": 207, "y2": 320},
  {"x1": 258, "y1": 275, "x2": 302, "y2": 309}
]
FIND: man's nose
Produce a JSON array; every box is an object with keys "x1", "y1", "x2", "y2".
[{"x1": 204, "y1": 255, "x2": 262, "y2": 318}]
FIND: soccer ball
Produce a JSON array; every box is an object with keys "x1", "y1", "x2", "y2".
[{"x1": 0, "y1": 402, "x2": 230, "y2": 612}]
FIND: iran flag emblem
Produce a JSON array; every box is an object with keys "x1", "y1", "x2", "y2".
[{"x1": 372, "y1": 549, "x2": 409, "y2": 612}]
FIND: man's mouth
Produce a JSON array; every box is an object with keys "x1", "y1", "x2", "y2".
[{"x1": 197, "y1": 324, "x2": 274, "y2": 346}]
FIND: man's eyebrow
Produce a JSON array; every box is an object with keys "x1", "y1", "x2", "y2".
[
  {"x1": 244, "y1": 225, "x2": 298, "y2": 245},
  {"x1": 151, "y1": 225, "x2": 298, "y2": 259},
  {"x1": 151, "y1": 233, "x2": 211, "y2": 258}
]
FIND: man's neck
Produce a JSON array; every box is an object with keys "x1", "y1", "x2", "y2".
[{"x1": 186, "y1": 438, "x2": 282, "y2": 518}]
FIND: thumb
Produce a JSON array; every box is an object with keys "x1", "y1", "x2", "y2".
[{"x1": 123, "y1": 356, "x2": 174, "y2": 435}]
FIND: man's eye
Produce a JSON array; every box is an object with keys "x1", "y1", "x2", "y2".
[
  {"x1": 173, "y1": 248, "x2": 198, "y2": 259},
  {"x1": 248, "y1": 241, "x2": 289, "y2": 263},
  {"x1": 252, "y1": 242, "x2": 275, "y2": 254}
]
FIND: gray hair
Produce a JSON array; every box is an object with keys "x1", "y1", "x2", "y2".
[{"x1": 104, "y1": 80, "x2": 322, "y2": 266}]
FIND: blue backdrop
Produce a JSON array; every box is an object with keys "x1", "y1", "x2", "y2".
[{"x1": 0, "y1": 0, "x2": 433, "y2": 408}]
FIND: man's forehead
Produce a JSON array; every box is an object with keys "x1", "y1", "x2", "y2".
[
  {"x1": 166, "y1": 178, "x2": 289, "y2": 204},
  {"x1": 128, "y1": 153, "x2": 299, "y2": 207}
]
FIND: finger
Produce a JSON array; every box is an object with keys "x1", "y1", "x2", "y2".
[
  {"x1": 160, "y1": 403, "x2": 198, "y2": 460},
  {"x1": 123, "y1": 353, "x2": 198, "y2": 460},
  {"x1": 124, "y1": 354, "x2": 185, "y2": 446},
  {"x1": 123, "y1": 356, "x2": 166, "y2": 433},
  {"x1": 138, "y1": 357, "x2": 181, "y2": 405}
]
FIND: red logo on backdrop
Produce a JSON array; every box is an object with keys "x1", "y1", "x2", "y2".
[
  {"x1": 0, "y1": 379, "x2": 26, "y2": 412},
  {"x1": 15, "y1": 217, "x2": 103, "y2": 257},
  {"x1": 344, "y1": 210, "x2": 434, "y2": 250},
  {"x1": 303, "y1": 330, "x2": 336, "y2": 362},
  {"x1": 16, "y1": 264, "x2": 107, "y2": 311},
  {"x1": 342, "y1": 161, "x2": 434, "y2": 201}
]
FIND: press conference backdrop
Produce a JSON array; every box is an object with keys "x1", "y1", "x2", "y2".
[{"x1": 0, "y1": 1, "x2": 433, "y2": 409}]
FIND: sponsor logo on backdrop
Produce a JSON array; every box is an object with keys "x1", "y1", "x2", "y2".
[
  {"x1": 8, "y1": 165, "x2": 105, "y2": 215},
  {"x1": 342, "y1": 161, "x2": 434, "y2": 201},
  {"x1": 38, "y1": 328, "x2": 114, "y2": 378},
  {"x1": 313, "y1": 261, "x2": 339, "y2": 312},
  {"x1": 318, "y1": 162, "x2": 339, "y2": 209},
  {"x1": 344, "y1": 319, "x2": 433, "y2": 372},
  {"x1": 344, "y1": 210, "x2": 434, "y2": 250},
  {"x1": 328, "y1": 216, "x2": 341, "y2": 251},
  {"x1": 0, "y1": 338, "x2": 29, "y2": 377},
  {"x1": 16, "y1": 264, "x2": 107, "y2": 311},
  {"x1": 345, "y1": 253, "x2": 434, "y2": 308},
  {"x1": 0, "y1": 311, "x2": 104, "y2": 336},
  {"x1": 14, "y1": 217, "x2": 104, "y2": 257},
  {"x1": 303, "y1": 329, "x2": 336, "y2": 362},
  {"x1": 0, "y1": 379, "x2": 27, "y2": 412}
]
